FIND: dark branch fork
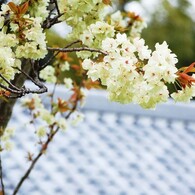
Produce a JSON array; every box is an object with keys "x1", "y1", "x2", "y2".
[{"x1": 0, "y1": 43, "x2": 107, "y2": 99}]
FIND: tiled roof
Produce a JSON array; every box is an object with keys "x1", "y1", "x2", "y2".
[{"x1": 3, "y1": 89, "x2": 195, "y2": 195}]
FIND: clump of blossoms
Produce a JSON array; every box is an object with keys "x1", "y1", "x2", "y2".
[
  {"x1": 109, "y1": 11, "x2": 147, "y2": 38},
  {"x1": 78, "y1": 21, "x2": 115, "y2": 58},
  {"x1": 0, "y1": 127, "x2": 15, "y2": 151},
  {"x1": 21, "y1": 94, "x2": 68, "y2": 140},
  {"x1": 0, "y1": 2, "x2": 47, "y2": 60},
  {"x1": 82, "y1": 33, "x2": 193, "y2": 109},
  {"x1": 0, "y1": 0, "x2": 195, "y2": 194},
  {"x1": 58, "y1": 0, "x2": 108, "y2": 40}
]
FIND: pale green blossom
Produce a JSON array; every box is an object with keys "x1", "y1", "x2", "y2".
[
  {"x1": 64, "y1": 78, "x2": 73, "y2": 89},
  {"x1": 70, "y1": 112, "x2": 84, "y2": 126},
  {"x1": 36, "y1": 126, "x2": 47, "y2": 138},
  {"x1": 39, "y1": 109, "x2": 55, "y2": 125},
  {"x1": 1, "y1": 127, "x2": 15, "y2": 151},
  {"x1": 57, "y1": 118, "x2": 67, "y2": 131},
  {"x1": 171, "y1": 87, "x2": 194, "y2": 102},
  {"x1": 40, "y1": 66, "x2": 57, "y2": 83}
]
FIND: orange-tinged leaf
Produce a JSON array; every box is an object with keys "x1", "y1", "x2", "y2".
[
  {"x1": 57, "y1": 98, "x2": 69, "y2": 113},
  {"x1": 176, "y1": 62, "x2": 195, "y2": 88},
  {"x1": 8, "y1": 2, "x2": 19, "y2": 14},
  {"x1": 19, "y1": 1, "x2": 29, "y2": 15},
  {"x1": 102, "y1": 0, "x2": 112, "y2": 5},
  {"x1": 57, "y1": 52, "x2": 73, "y2": 62},
  {"x1": 127, "y1": 12, "x2": 142, "y2": 21},
  {"x1": 184, "y1": 62, "x2": 195, "y2": 73},
  {"x1": 69, "y1": 85, "x2": 83, "y2": 103},
  {"x1": 4, "y1": 90, "x2": 11, "y2": 96},
  {"x1": 83, "y1": 79, "x2": 100, "y2": 90},
  {"x1": 177, "y1": 72, "x2": 195, "y2": 88},
  {"x1": 178, "y1": 73, "x2": 195, "y2": 82},
  {"x1": 71, "y1": 64, "x2": 80, "y2": 71}
]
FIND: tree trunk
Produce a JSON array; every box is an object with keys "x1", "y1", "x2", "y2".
[{"x1": 0, "y1": 60, "x2": 31, "y2": 134}]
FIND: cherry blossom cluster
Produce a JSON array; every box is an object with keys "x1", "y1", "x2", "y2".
[
  {"x1": 0, "y1": 0, "x2": 194, "y2": 110},
  {"x1": 0, "y1": 1, "x2": 195, "y2": 193},
  {"x1": 0, "y1": 1, "x2": 47, "y2": 86},
  {"x1": 82, "y1": 33, "x2": 195, "y2": 108}
]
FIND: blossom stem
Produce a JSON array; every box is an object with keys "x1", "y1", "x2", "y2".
[
  {"x1": 0, "y1": 150, "x2": 5, "y2": 195},
  {"x1": 47, "y1": 46, "x2": 108, "y2": 55},
  {"x1": 53, "y1": 0, "x2": 61, "y2": 16},
  {"x1": 12, "y1": 126, "x2": 59, "y2": 195},
  {"x1": 12, "y1": 100, "x2": 78, "y2": 195},
  {"x1": 40, "y1": 40, "x2": 81, "y2": 70}
]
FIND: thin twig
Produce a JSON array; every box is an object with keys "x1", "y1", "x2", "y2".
[
  {"x1": 53, "y1": 0, "x2": 61, "y2": 16},
  {"x1": 12, "y1": 100, "x2": 79, "y2": 194},
  {"x1": 63, "y1": 40, "x2": 82, "y2": 49},
  {"x1": 12, "y1": 127, "x2": 59, "y2": 195},
  {"x1": 40, "y1": 40, "x2": 81, "y2": 70},
  {"x1": 13, "y1": 67, "x2": 36, "y2": 87},
  {"x1": 50, "y1": 82, "x2": 57, "y2": 112},
  {"x1": 0, "y1": 150, "x2": 5, "y2": 195},
  {"x1": 47, "y1": 47, "x2": 108, "y2": 55},
  {"x1": 0, "y1": 74, "x2": 20, "y2": 91},
  {"x1": 42, "y1": 13, "x2": 63, "y2": 29},
  {"x1": 0, "y1": 83, "x2": 21, "y2": 95}
]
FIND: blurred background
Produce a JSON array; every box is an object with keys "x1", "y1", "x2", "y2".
[{"x1": 124, "y1": 0, "x2": 195, "y2": 68}]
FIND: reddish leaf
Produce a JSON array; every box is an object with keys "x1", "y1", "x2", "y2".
[
  {"x1": 184, "y1": 62, "x2": 195, "y2": 73},
  {"x1": 8, "y1": 2, "x2": 19, "y2": 14},
  {"x1": 57, "y1": 98, "x2": 69, "y2": 113},
  {"x1": 176, "y1": 62, "x2": 195, "y2": 88},
  {"x1": 102, "y1": 0, "x2": 112, "y2": 5},
  {"x1": 19, "y1": 1, "x2": 29, "y2": 15},
  {"x1": 83, "y1": 79, "x2": 100, "y2": 90}
]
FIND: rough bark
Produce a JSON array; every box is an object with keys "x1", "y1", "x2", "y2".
[{"x1": 0, "y1": 60, "x2": 31, "y2": 133}]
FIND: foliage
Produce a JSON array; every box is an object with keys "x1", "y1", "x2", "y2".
[
  {"x1": 142, "y1": 0, "x2": 195, "y2": 67},
  {"x1": 0, "y1": 0, "x2": 194, "y2": 194}
]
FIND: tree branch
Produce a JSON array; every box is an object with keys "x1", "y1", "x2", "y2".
[
  {"x1": 0, "y1": 151, "x2": 5, "y2": 195},
  {"x1": 42, "y1": 0, "x2": 64, "y2": 30},
  {"x1": 12, "y1": 128, "x2": 58, "y2": 195},
  {"x1": 12, "y1": 100, "x2": 78, "y2": 195},
  {"x1": 53, "y1": 0, "x2": 61, "y2": 16},
  {"x1": 0, "y1": 59, "x2": 31, "y2": 129},
  {"x1": 47, "y1": 46, "x2": 108, "y2": 55},
  {"x1": 40, "y1": 40, "x2": 81, "y2": 70}
]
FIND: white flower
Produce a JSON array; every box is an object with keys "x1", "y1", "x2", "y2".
[
  {"x1": 40, "y1": 66, "x2": 57, "y2": 83},
  {"x1": 39, "y1": 109, "x2": 55, "y2": 125},
  {"x1": 60, "y1": 62, "x2": 70, "y2": 71},
  {"x1": 57, "y1": 118, "x2": 67, "y2": 131},
  {"x1": 70, "y1": 112, "x2": 84, "y2": 126},
  {"x1": 82, "y1": 59, "x2": 94, "y2": 70},
  {"x1": 4, "y1": 142, "x2": 14, "y2": 151},
  {"x1": 143, "y1": 41, "x2": 178, "y2": 83},
  {"x1": 1, "y1": 127, "x2": 15, "y2": 151},
  {"x1": 110, "y1": 11, "x2": 128, "y2": 29},
  {"x1": 171, "y1": 87, "x2": 194, "y2": 102},
  {"x1": 36, "y1": 126, "x2": 46, "y2": 137},
  {"x1": 64, "y1": 78, "x2": 73, "y2": 89},
  {"x1": 133, "y1": 37, "x2": 151, "y2": 60}
]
